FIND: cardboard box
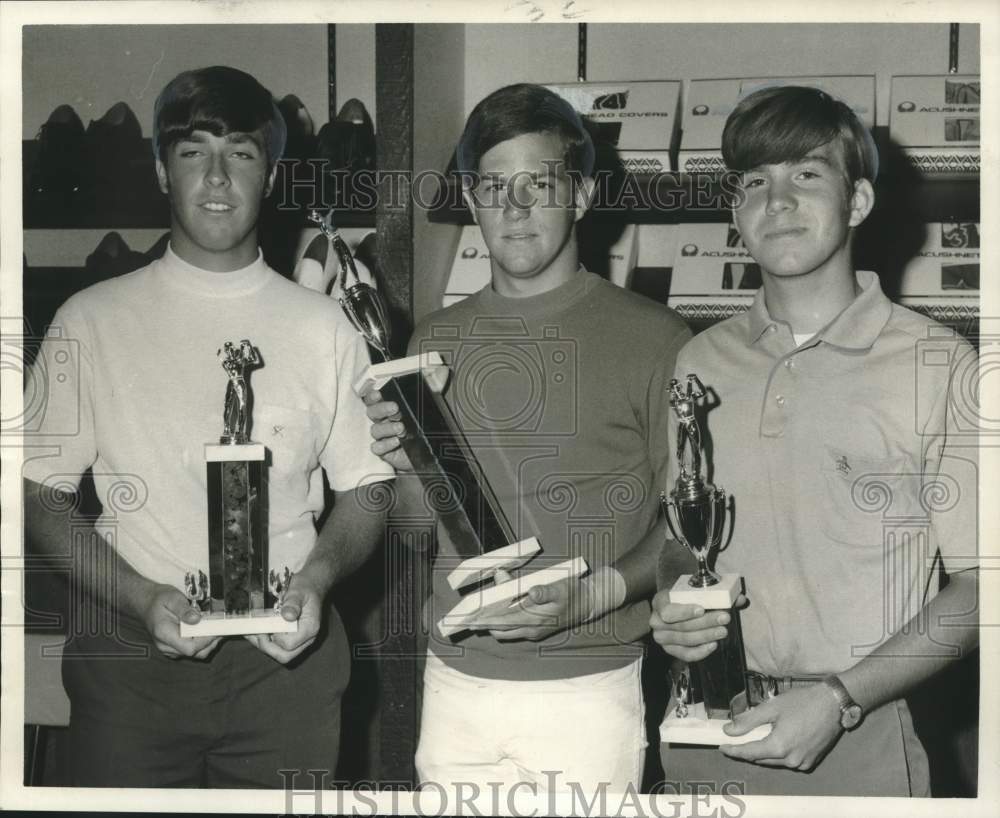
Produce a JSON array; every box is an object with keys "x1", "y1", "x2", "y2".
[
  {"x1": 667, "y1": 223, "x2": 757, "y2": 321},
  {"x1": 545, "y1": 81, "x2": 682, "y2": 173},
  {"x1": 637, "y1": 224, "x2": 678, "y2": 269},
  {"x1": 443, "y1": 223, "x2": 639, "y2": 307},
  {"x1": 679, "y1": 76, "x2": 876, "y2": 174},
  {"x1": 890, "y1": 76, "x2": 980, "y2": 176},
  {"x1": 899, "y1": 222, "x2": 979, "y2": 324},
  {"x1": 630, "y1": 225, "x2": 677, "y2": 304}
]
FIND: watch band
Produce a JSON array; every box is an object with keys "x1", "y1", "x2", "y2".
[{"x1": 822, "y1": 675, "x2": 863, "y2": 730}]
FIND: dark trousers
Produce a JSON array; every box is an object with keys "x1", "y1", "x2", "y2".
[{"x1": 61, "y1": 604, "x2": 349, "y2": 788}]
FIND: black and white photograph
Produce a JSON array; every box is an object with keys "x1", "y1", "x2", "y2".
[{"x1": 1, "y1": 1, "x2": 996, "y2": 816}]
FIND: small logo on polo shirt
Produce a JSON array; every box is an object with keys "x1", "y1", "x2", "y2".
[{"x1": 836, "y1": 455, "x2": 851, "y2": 475}]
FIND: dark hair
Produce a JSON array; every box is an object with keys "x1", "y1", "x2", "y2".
[
  {"x1": 455, "y1": 83, "x2": 596, "y2": 178},
  {"x1": 152, "y1": 66, "x2": 286, "y2": 168},
  {"x1": 721, "y1": 85, "x2": 878, "y2": 187}
]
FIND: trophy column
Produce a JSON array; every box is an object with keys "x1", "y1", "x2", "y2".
[
  {"x1": 180, "y1": 340, "x2": 296, "y2": 638},
  {"x1": 204, "y1": 443, "x2": 266, "y2": 616},
  {"x1": 659, "y1": 374, "x2": 769, "y2": 745}
]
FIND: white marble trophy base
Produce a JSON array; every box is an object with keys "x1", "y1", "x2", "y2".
[
  {"x1": 446, "y1": 537, "x2": 542, "y2": 590},
  {"x1": 352, "y1": 351, "x2": 449, "y2": 395},
  {"x1": 180, "y1": 611, "x2": 299, "y2": 638},
  {"x1": 438, "y1": 556, "x2": 588, "y2": 638},
  {"x1": 659, "y1": 701, "x2": 772, "y2": 746},
  {"x1": 668, "y1": 572, "x2": 741, "y2": 608}
]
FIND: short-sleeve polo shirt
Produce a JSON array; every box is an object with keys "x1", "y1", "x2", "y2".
[{"x1": 671, "y1": 270, "x2": 978, "y2": 677}]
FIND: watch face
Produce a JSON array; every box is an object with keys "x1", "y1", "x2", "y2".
[{"x1": 841, "y1": 704, "x2": 863, "y2": 729}]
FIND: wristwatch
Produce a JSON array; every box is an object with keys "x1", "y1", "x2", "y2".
[{"x1": 822, "y1": 675, "x2": 863, "y2": 730}]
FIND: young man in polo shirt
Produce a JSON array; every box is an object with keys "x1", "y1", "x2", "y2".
[
  {"x1": 364, "y1": 83, "x2": 692, "y2": 792},
  {"x1": 650, "y1": 85, "x2": 979, "y2": 796},
  {"x1": 22, "y1": 66, "x2": 391, "y2": 787}
]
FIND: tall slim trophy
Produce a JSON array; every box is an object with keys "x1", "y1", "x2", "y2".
[
  {"x1": 180, "y1": 340, "x2": 297, "y2": 638},
  {"x1": 310, "y1": 209, "x2": 586, "y2": 637},
  {"x1": 659, "y1": 374, "x2": 769, "y2": 745}
]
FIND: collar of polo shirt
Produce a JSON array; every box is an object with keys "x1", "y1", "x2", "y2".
[{"x1": 745, "y1": 270, "x2": 893, "y2": 351}]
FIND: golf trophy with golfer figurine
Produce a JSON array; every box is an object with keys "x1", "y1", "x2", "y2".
[
  {"x1": 180, "y1": 340, "x2": 297, "y2": 637},
  {"x1": 659, "y1": 374, "x2": 770, "y2": 745},
  {"x1": 309, "y1": 208, "x2": 586, "y2": 637}
]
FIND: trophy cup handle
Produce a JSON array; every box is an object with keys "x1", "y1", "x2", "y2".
[
  {"x1": 661, "y1": 493, "x2": 687, "y2": 550},
  {"x1": 711, "y1": 487, "x2": 731, "y2": 552}
]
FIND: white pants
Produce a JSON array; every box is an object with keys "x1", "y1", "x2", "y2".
[{"x1": 415, "y1": 651, "x2": 646, "y2": 793}]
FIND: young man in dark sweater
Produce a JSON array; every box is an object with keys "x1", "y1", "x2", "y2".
[{"x1": 365, "y1": 83, "x2": 692, "y2": 793}]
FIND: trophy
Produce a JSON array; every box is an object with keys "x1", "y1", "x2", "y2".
[
  {"x1": 659, "y1": 374, "x2": 770, "y2": 745},
  {"x1": 179, "y1": 340, "x2": 297, "y2": 638},
  {"x1": 310, "y1": 209, "x2": 587, "y2": 637}
]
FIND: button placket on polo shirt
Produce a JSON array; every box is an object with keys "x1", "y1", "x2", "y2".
[{"x1": 759, "y1": 327, "x2": 797, "y2": 438}]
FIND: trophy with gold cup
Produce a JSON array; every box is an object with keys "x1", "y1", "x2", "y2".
[
  {"x1": 659, "y1": 374, "x2": 770, "y2": 745},
  {"x1": 180, "y1": 340, "x2": 297, "y2": 638}
]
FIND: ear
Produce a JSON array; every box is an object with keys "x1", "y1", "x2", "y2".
[
  {"x1": 573, "y1": 176, "x2": 596, "y2": 223},
  {"x1": 264, "y1": 163, "x2": 279, "y2": 198},
  {"x1": 462, "y1": 187, "x2": 479, "y2": 226},
  {"x1": 155, "y1": 159, "x2": 169, "y2": 195},
  {"x1": 848, "y1": 178, "x2": 875, "y2": 228}
]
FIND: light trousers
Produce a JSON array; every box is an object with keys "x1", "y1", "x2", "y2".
[{"x1": 415, "y1": 651, "x2": 646, "y2": 793}]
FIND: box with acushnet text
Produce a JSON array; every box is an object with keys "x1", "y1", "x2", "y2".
[
  {"x1": 899, "y1": 222, "x2": 979, "y2": 325},
  {"x1": 667, "y1": 223, "x2": 758, "y2": 323},
  {"x1": 679, "y1": 76, "x2": 876, "y2": 174},
  {"x1": 889, "y1": 75, "x2": 980, "y2": 176}
]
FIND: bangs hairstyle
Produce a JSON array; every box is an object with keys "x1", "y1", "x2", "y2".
[
  {"x1": 721, "y1": 85, "x2": 878, "y2": 187},
  {"x1": 153, "y1": 66, "x2": 286, "y2": 168},
  {"x1": 455, "y1": 83, "x2": 596, "y2": 179}
]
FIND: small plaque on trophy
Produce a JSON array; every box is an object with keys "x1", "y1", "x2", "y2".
[
  {"x1": 180, "y1": 340, "x2": 298, "y2": 638},
  {"x1": 658, "y1": 374, "x2": 771, "y2": 746}
]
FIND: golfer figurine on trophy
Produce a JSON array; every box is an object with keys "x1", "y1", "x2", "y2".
[
  {"x1": 659, "y1": 374, "x2": 770, "y2": 745},
  {"x1": 180, "y1": 340, "x2": 297, "y2": 638}
]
